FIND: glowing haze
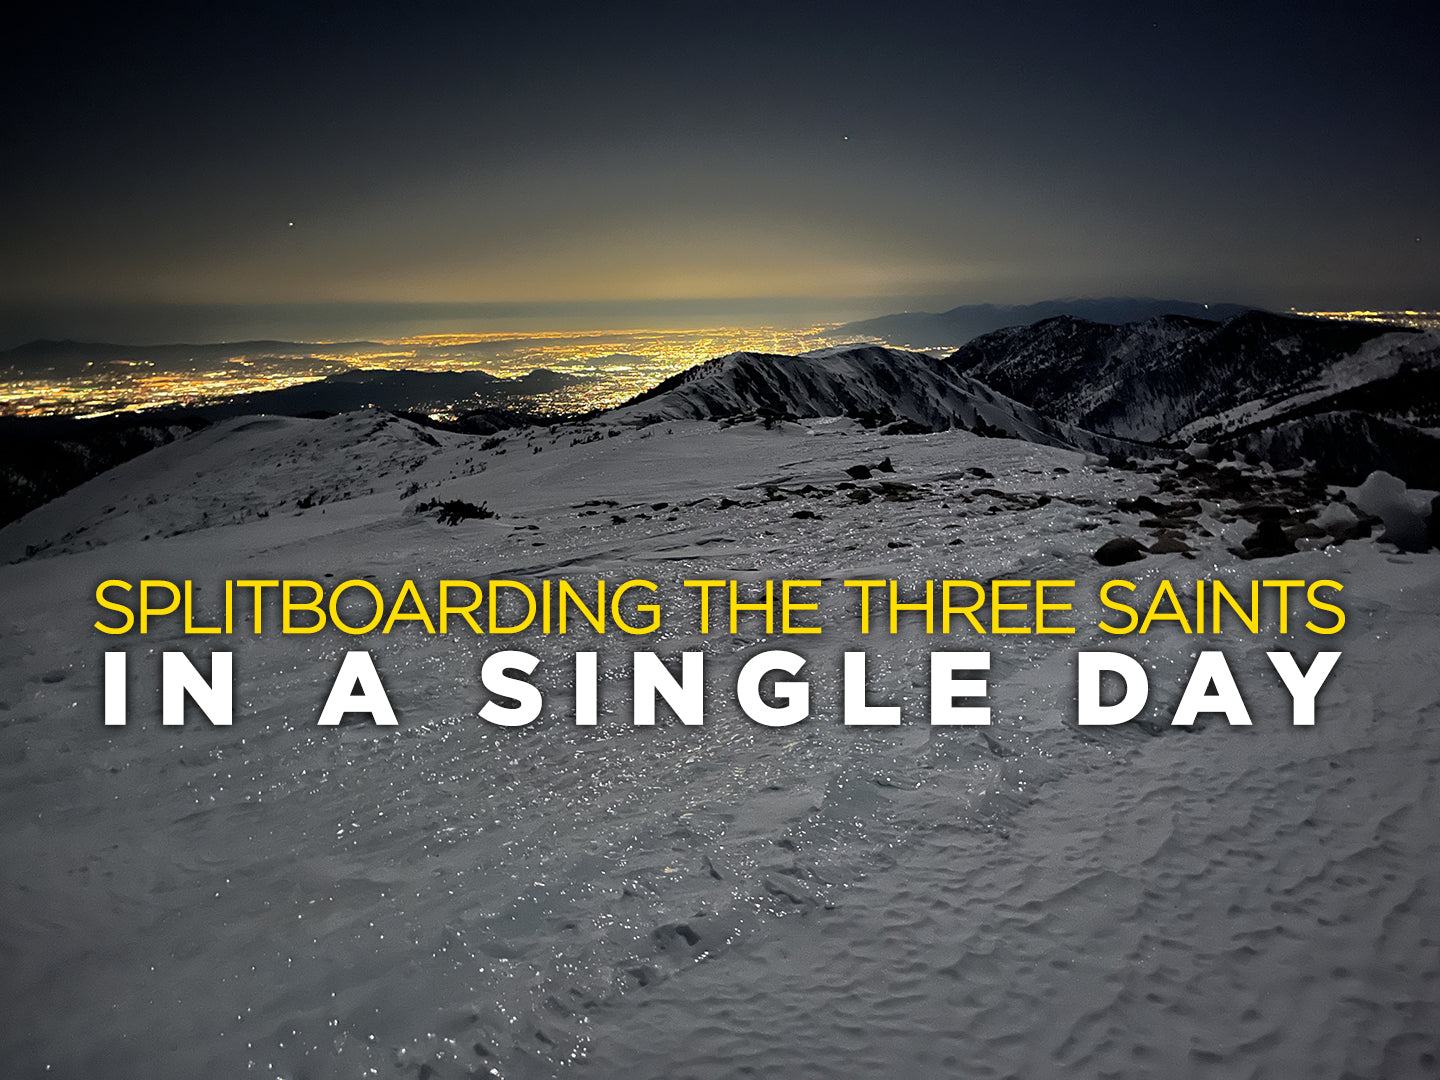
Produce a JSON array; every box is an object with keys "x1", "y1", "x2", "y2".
[{"x1": 2, "y1": 2, "x2": 1437, "y2": 345}]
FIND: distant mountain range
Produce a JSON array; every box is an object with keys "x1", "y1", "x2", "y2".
[
  {"x1": 0, "y1": 338, "x2": 391, "y2": 381},
  {"x1": 837, "y1": 298, "x2": 1254, "y2": 349},
  {"x1": 2, "y1": 307, "x2": 1436, "y2": 528},
  {"x1": 611, "y1": 310, "x2": 1439, "y2": 486}
]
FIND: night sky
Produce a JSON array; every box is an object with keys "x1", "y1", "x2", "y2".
[{"x1": 2, "y1": 1, "x2": 1437, "y2": 343}]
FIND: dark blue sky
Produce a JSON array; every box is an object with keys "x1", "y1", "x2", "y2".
[{"x1": 2, "y1": 1, "x2": 1437, "y2": 341}]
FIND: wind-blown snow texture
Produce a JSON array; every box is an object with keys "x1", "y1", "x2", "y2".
[{"x1": 0, "y1": 348, "x2": 1437, "y2": 1078}]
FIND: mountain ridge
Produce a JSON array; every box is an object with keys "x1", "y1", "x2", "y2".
[
  {"x1": 837, "y1": 297, "x2": 1255, "y2": 349},
  {"x1": 941, "y1": 309, "x2": 1440, "y2": 483},
  {"x1": 607, "y1": 344, "x2": 1151, "y2": 457},
  {"x1": 5, "y1": 309, "x2": 1438, "y2": 528}
]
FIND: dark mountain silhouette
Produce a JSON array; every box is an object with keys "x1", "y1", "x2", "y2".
[
  {"x1": 193, "y1": 367, "x2": 581, "y2": 419},
  {"x1": 836, "y1": 298, "x2": 1254, "y2": 349},
  {"x1": 0, "y1": 411, "x2": 208, "y2": 525}
]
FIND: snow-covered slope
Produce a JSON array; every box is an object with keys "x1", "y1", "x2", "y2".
[
  {"x1": 1226, "y1": 410, "x2": 1440, "y2": 486},
  {"x1": 606, "y1": 344, "x2": 1147, "y2": 457},
  {"x1": 1170, "y1": 330, "x2": 1440, "y2": 482},
  {"x1": 0, "y1": 412, "x2": 209, "y2": 527},
  {"x1": 0, "y1": 410, "x2": 486, "y2": 562},
  {"x1": 945, "y1": 310, "x2": 1428, "y2": 443},
  {"x1": 0, "y1": 406, "x2": 1436, "y2": 1080},
  {"x1": 1174, "y1": 327, "x2": 1440, "y2": 441}
]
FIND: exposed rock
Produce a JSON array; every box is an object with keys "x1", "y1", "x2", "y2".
[
  {"x1": 1240, "y1": 519, "x2": 1297, "y2": 559},
  {"x1": 1094, "y1": 537, "x2": 1147, "y2": 566},
  {"x1": 1234, "y1": 502, "x2": 1291, "y2": 522},
  {"x1": 1146, "y1": 536, "x2": 1193, "y2": 556}
]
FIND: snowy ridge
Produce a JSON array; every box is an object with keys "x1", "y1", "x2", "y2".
[
  {"x1": 1175, "y1": 328, "x2": 1440, "y2": 440},
  {"x1": 944, "y1": 309, "x2": 1425, "y2": 443},
  {"x1": 608, "y1": 344, "x2": 1147, "y2": 456},
  {"x1": 834, "y1": 297, "x2": 1253, "y2": 350},
  {"x1": 0, "y1": 410, "x2": 483, "y2": 562},
  {"x1": 1227, "y1": 410, "x2": 1440, "y2": 486}
]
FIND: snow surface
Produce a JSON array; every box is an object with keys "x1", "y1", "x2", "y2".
[
  {"x1": 0, "y1": 409, "x2": 1437, "y2": 1079},
  {"x1": 608, "y1": 346, "x2": 1147, "y2": 456},
  {"x1": 1175, "y1": 329, "x2": 1440, "y2": 442}
]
